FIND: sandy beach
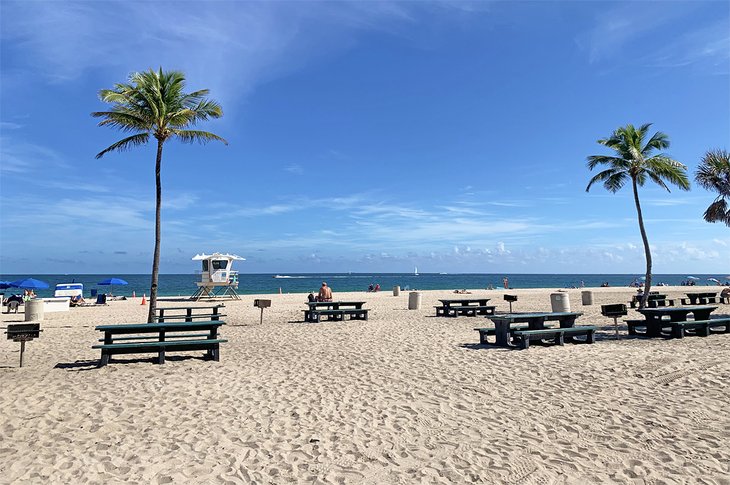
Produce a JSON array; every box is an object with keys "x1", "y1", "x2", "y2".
[{"x1": 1, "y1": 286, "x2": 729, "y2": 484}]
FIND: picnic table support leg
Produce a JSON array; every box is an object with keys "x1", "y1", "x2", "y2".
[
  {"x1": 19, "y1": 340, "x2": 25, "y2": 368},
  {"x1": 158, "y1": 309, "x2": 165, "y2": 323},
  {"x1": 186, "y1": 309, "x2": 192, "y2": 323},
  {"x1": 495, "y1": 323, "x2": 511, "y2": 347},
  {"x1": 213, "y1": 307, "x2": 219, "y2": 321},
  {"x1": 100, "y1": 331, "x2": 112, "y2": 366},
  {"x1": 157, "y1": 330, "x2": 166, "y2": 364}
]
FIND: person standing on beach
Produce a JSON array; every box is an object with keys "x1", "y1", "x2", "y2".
[
  {"x1": 503, "y1": 277, "x2": 509, "y2": 289},
  {"x1": 318, "y1": 282, "x2": 333, "y2": 302}
]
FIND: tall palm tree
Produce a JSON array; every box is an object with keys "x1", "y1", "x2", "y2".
[
  {"x1": 586, "y1": 123, "x2": 689, "y2": 309},
  {"x1": 93, "y1": 68, "x2": 227, "y2": 322},
  {"x1": 695, "y1": 149, "x2": 730, "y2": 227}
]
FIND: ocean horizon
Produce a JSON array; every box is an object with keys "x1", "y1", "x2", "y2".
[{"x1": 1, "y1": 273, "x2": 726, "y2": 298}]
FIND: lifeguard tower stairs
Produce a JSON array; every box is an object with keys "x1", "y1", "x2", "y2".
[{"x1": 190, "y1": 253, "x2": 245, "y2": 301}]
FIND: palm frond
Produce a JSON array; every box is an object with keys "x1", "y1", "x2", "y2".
[
  {"x1": 173, "y1": 129, "x2": 228, "y2": 145},
  {"x1": 703, "y1": 198, "x2": 730, "y2": 226},
  {"x1": 695, "y1": 149, "x2": 730, "y2": 195},
  {"x1": 586, "y1": 169, "x2": 628, "y2": 193},
  {"x1": 95, "y1": 133, "x2": 150, "y2": 159}
]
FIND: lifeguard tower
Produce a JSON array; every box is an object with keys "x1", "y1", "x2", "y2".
[{"x1": 190, "y1": 252, "x2": 245, "y2": 301}]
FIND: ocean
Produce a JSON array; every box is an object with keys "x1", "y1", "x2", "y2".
[{"x1": 0, "y1": 273, "x2": 725, "y2": 298}]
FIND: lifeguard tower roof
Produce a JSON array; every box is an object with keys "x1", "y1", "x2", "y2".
[{"x1": 192, "y1": 253, "x2": 245, "y2": 261}]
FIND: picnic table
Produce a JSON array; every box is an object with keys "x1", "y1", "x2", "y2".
[
  {"x1": 682, "y1": 292, "x2": 718, "y2": 305},
  {"x1": 304, "y1": 301, "x2": 368, "y2": 323},
  {"x1": 154, "y1": 305, "x2": 226, "y2": 323},
  {"x1": 477, "y1": 311, "x2": 594, "y2": 349},
  {"x1": 635, "y1": 305, "x2": 719, "y2": 338},
  {"x1": 93, "y1": 321, "x2": 227, "y2": 366},
  {"x1": 436, "y1": 298, "x2": 495, "y2": 317}
]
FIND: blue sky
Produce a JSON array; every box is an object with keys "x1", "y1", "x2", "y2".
[{"x1": 1, "y1": 1, "x2": 728, "y2": 275}]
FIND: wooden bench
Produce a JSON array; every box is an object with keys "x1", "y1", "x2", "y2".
[
  {"x1": 625, "y1": 319, "x2": 648, "y2": 336},
  {"x1": 511, "y1": 326, "x2": 596, "y2": 350},
  {"x1": 154, "y1": 305, "x2": 226, "y2": 323},
  {"x1": 671, "y1": 318, "x2": 730, "y2": 338},
  {"x1": 474, "y1": 325, "x2": 529, "y2": 344},
  {"x1": 93, "y1": 321, "x2": 227, "y2": 366},
  {"x1": 303, "y1": 308, "x2": 369, "y2": 323},
  {"x1": 435, "y1": 305, "x2": 496, "y2": 317}
]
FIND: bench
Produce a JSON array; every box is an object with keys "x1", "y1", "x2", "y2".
[
  {"x1": 511, "y1": 326, "x2": 596, "y2": 350},
  {"x1": 474, "y1": 325, "x2": 529, "y2": 344},
  {"x1": 154, "y1": 305, "x2": 225, "y2": 323},
  {"x1": 93, "y1": 321, "x2": 227, "y2": 366},
  {"x1": 670, "y1": 318, "x2": 730, "y2": 338},
  {"x1": 435, "y1": 305, "x2": 496, "y2": 317},
  {"x1": 625, "y1": 319, "x2": 648, "y2": 336},
  {"x1": 303, "y1": 308, "x2": 369, "y2": 323}
]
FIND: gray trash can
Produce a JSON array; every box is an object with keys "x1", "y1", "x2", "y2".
[
  {"x1": 393, "y1": 286, "x2": 400, "y2": 296},
  {"x1": 581, "y1": 290, "x2": 593, "y2": 306},
  {"x1": 550, "y1": 292, "x2": 571, "y2": 312},
  {"x1": 408, "y1": 291, "x2": 422, "y2": 310},
  {"x1": 25, "y1": 299, "x2": 44, "y2": 321}
]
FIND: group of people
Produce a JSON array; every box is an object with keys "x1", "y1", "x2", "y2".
[
  {"x1": 308, "y1": 282, "x2": 333, "y2": 302},
  {"x1": 367, "y1": 283, "x2": 381, "y2": 292}
]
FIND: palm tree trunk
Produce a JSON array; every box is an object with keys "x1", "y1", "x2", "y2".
[
  {"x1": 147, "y1": 139, "x2": 163, "y2": 323},
  {"x1": 632, "y1": 177, "x2": 652, "y2": 309}
]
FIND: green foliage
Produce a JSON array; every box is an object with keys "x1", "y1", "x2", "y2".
[
  {"x1": 586, "y1": 123, "x2": 690, "y2": 194},
  {"x1": 695, "y1": 149, "x2": 730, "y2": 226},
  {"x1": 92, "y1": 68, "x2": 227, "y2": 158}
]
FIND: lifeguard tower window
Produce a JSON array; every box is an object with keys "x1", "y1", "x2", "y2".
[
  {"x1": 202, "y1": 260, "x2": 209, "y2": 272},
  {"x1": 212, "y1": 260, "x2": 228, "y2": 270}
]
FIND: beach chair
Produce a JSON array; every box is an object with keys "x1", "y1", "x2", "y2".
[{"x1": 96, "y1": 293, "x2": 107, "y2": 305}]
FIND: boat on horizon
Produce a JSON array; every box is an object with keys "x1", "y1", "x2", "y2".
[{"x1": 414, "y1": 266, "x2": 419, "y2": 276}]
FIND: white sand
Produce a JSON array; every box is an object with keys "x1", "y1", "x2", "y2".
[{"x1": 1, "y1": 286, "x2": 729, "y2": 484}]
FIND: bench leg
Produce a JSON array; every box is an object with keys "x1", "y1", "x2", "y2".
[
  {"x1": 100, "y1": 351, "x2": 109, "y2": 367},
  {"x1": 519, "y1": 336, "x2": 529, "y2": 350},
  {"x1": 479, "y1": 330, "x2": 489, "y2": 345},
  {"x1": 699, "y1": 324, "x2": 710, "y2": 337},
  {"x1": 587, "y1": 330, "x2": 595, "y2": 344},
  {"x1": 157, "y1": 350, "x2": 165, "y2": 364},
  {"x1": 212, "y1": 344, "x2": 220, "y2": 362},
  {"x1": 556, "y1": 332, "x2": 564, "y2": 346},
  {"x1": 671, "y1": 324, "x2": 684, "y2": 339}
]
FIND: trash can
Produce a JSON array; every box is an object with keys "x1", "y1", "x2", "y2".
[
  {"x1": 550, "y1": 292, "x2": 571, "y2": 312},
  {"x1": 581, "y1": 290, "x2": 593, "y2": 306},
  {"x1": 408, "y1": 292, "x2": 422, "y2": 310},
  {"x1": 393, "y1": 286, "x2": 400, "y2": 297},
  {"x1": 25, "y1": 299, "x2": 44, "y2": 322}
]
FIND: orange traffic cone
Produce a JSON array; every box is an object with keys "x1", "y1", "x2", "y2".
[{"x1": 141, "y1": 293, "x2": 146, "y2": 305}]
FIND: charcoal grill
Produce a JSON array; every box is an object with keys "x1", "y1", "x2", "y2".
[
  {"x1": 504, "y1": 294, "x2": 518, "y2": 313},
  {"x1": 601, "y1": 303, "x2": 628, "y2": 338},
  {"x1": 254, "y1": 299, "x2": 272, "y2": 325}
]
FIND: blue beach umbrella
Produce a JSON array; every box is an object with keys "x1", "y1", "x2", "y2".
[
  {"x1": 98, "y1": 277, "x2": 128, "y2": 296},
  {"x1": 0, "y1": 281, "x2": 13, "y2": 289},
  {"x1": 10, "y1": 278, "x2": 50, "y2": 289}
]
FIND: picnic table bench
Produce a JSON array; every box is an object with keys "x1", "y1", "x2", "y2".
[
  {"x1": 153, "y1": 305, "x2": 226, "y2": 323},
  {"x1": 435, "y1": 298, "x2": 495, "y2": 317},
  {"x1": 93, "y1": 321, "x2": 227, "y2": 366},
  {"x1": 303, "y1": 301, "x2": 368, "y2": 323},
  {"x1": 478, "y1": 312, "x2": 594, "y2": 349}
]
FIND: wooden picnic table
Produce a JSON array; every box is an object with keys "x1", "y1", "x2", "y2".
[
  {"x1": 304, "y1": 301, "x2": 368, "y2": 323},
  {"x1": 93, "y1": 321, "x2": 227, "y2": 366},
  {"x1": 488, "y1": 311, "x2": 583, "y2": 347},
  {"x1": 436, "y1": 298, "x2": 494, "y2": 317},
  {"x1": 684, "y1": 292, "x2": 718, "y2": 305},
  {"x1": 637, "y1": 305, "x2": 718, "y2": 338},
  {"x1": 439, "y1": 298, "x2": 490, "y2": 307}
]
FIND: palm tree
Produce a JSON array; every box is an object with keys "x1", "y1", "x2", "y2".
[
  {"x1": 695, "y1": 149, "x2": 730, "y2": 227},
  {"x1": 93, "y1": 68, "x2": 227, "y2": 322},
  {"x1": 586, "y1": 123, "x2": 689, "y2": 309}
]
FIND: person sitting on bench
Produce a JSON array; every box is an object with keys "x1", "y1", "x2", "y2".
[{"x1": 318, "y1": 282, "x2": 333, "y2": 302}]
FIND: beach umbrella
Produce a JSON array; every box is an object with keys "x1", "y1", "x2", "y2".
[
  {"x1": 10, "y1": 278, "x2": 49, "y2": 289},
  {"x1": 686, "y1": 276, "x2": 700, "y2": 280},
  {"x1": 98, "y1": 277, "x2": 128, "y2": 295},
  {"x1": 708, "y1": 278, "x2": 721, "y2": 284},
  {"x1": 0, "y1": 281, "x2": 13, "y2": 289}
]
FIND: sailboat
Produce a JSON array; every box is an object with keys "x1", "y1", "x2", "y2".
[{"x1": 414, "y1": 266, "x2": 419, "y2": 276}]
